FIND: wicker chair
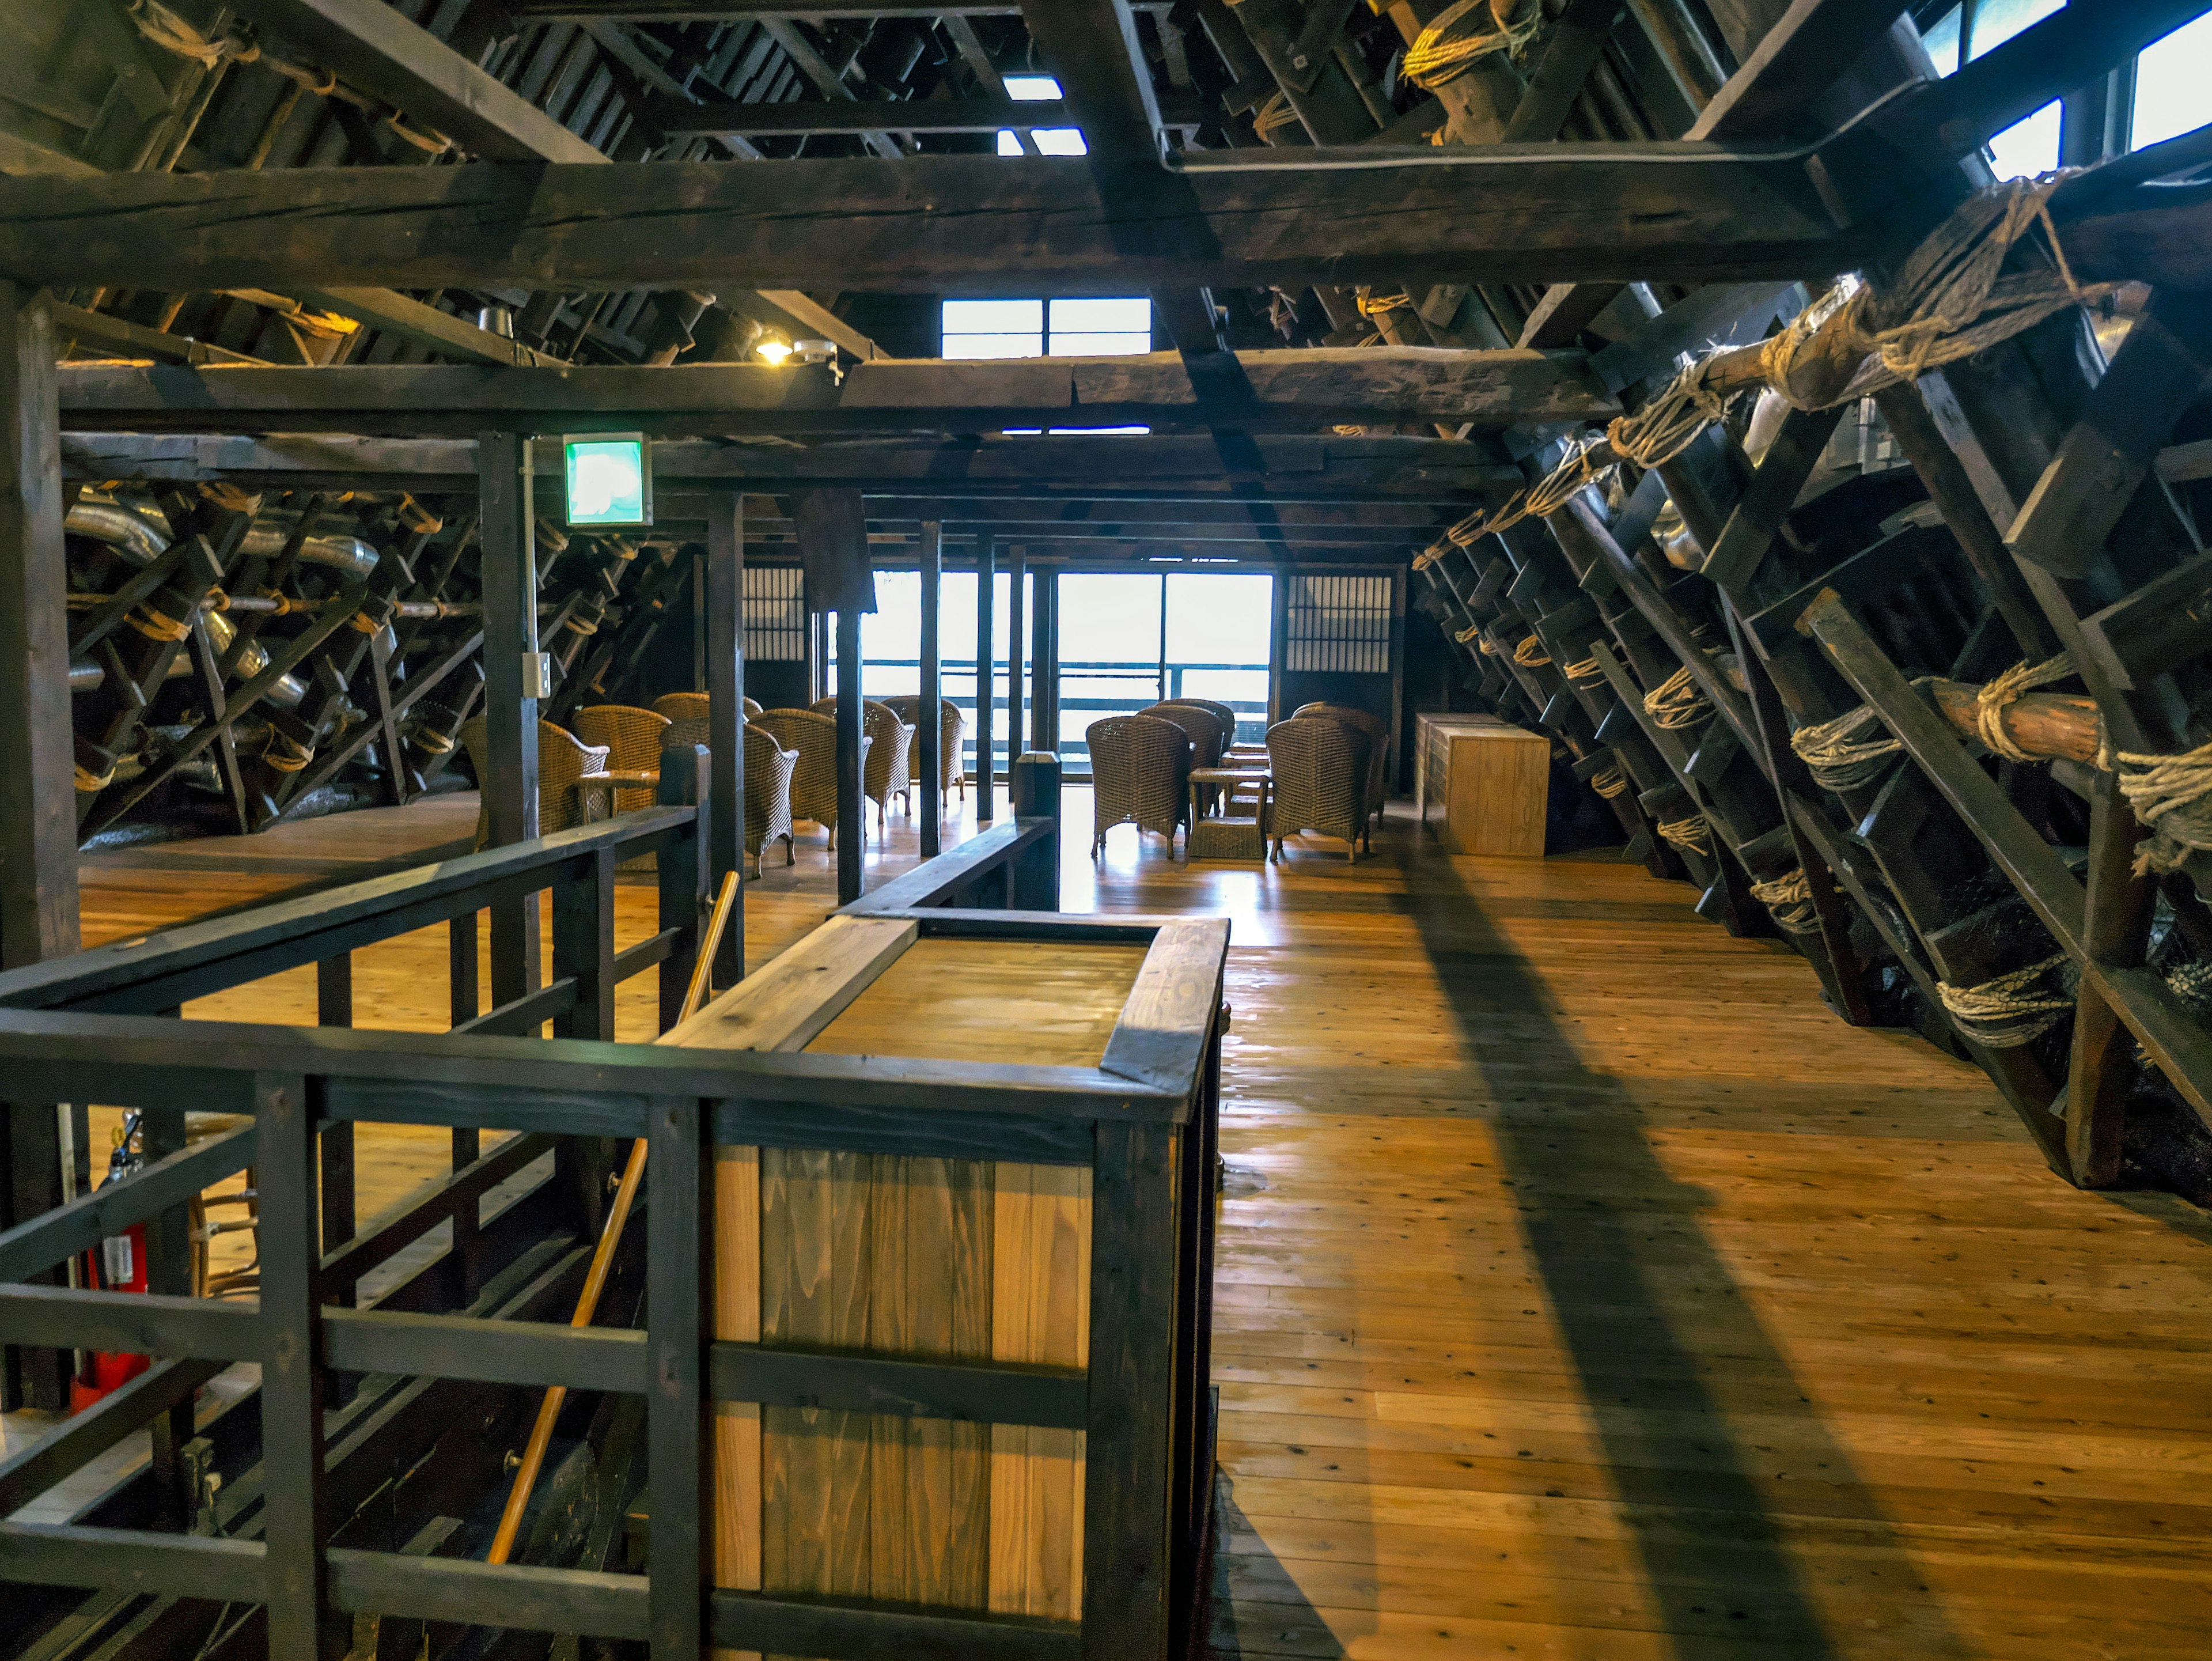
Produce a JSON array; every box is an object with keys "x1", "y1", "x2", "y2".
[
  {"x1": 755, "y1": 707, "x2": 870, "y2": 848},
  {"x1": 1086, "y1": 714, "x2": 1192, "y2": 856},
  {"x1": 572, "y1": 704, "x2": 669, "y2": 812},
  {"x1": 741, "y1": 725, "x2": 798, "y2": 874},
  {"x1": 884, "y1": 695, "x2": 967, "y2": 803},
  {"x1": 1180, "y1": 697, "x2": 1244, "y2": 750},
  {"x1": 812, "y1": 697, "x2": 914, "y2": 829},
  {"x1": 1294, "y1": 701, "x2": 1388, "y2": 848},
  {"x1": 651, "y1": 691, "x2": 762, "y2": 731},
  {"x1": 458, "y1": 717, "x2": 610, "y2": 849},
  {"x1": 1140, "y1": 702, "x2": 1226, "y2": 770},
  {"x1": 1267, "y1": 717, "x2": 1371, "y2": 863}
]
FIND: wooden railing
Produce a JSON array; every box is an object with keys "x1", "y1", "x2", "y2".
[{"x1": 0, "y1": 774, "x2": 1224, "y2": 1661}]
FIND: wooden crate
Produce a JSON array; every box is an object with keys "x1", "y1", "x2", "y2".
[
  {"x1": 1416, "y1": 714, "x2": 1550, "y2": 857},
  {"x1": 663, "y1": 909, "x2": 1223, "y2": 1655}
]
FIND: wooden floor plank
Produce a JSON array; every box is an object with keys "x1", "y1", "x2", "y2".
[{"x1": 32, "y1": 787, "x2": 2212, "y2": 1659}]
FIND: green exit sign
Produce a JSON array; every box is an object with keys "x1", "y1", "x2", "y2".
[{"x1": 562, "y1": 433, "x2": 653, "y2": 528}]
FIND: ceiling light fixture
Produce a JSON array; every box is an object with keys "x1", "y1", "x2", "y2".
[{"x1": 753, "y1": 327, "x2": 793, "y2": 365}]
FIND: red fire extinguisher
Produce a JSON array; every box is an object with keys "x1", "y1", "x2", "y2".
[{"x1": 70, "y1": 1113, "x2": 151, "y2": 1414}]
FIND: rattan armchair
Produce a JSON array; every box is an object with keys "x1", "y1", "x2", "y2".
[
  {"x1": 1294, "y1": 701, "x2": 1388, "y2": 849},
  {"x1": 573, "y1": 704, "x2": 669, "y2": 812},
  {"x1": 651, "y1": 691, "x2": 762, "y2": 730},
  {"x1": 1086, "y1": 713, "x2": 1192, "y2": 856},
  {"x1": 755, "y1": 707, "x2": 870, "y2": 849},
  {"x1": 1267, "y1": 717, "x2": 1371, "y2": 863},
  {"x1": 812, "y1": 697, "x2": 914, "y2": 829},
  {"x1": 1140, "y1": 702, "x2": 1226, "y2": 770},
  {"x1": 884, "y1": 695, "x2": 967, "y2": 803},
  {"x1": 742, "y1": 724, "x2": 798, "y2": 874},
  {"x1": 1178, "y1": 697, "x2": 1243, "y2": 750},
  {"x1": 458, "y1": 717, "x2": 611, "y2": 849}
]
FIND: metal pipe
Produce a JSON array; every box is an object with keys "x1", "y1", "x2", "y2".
[{"x1": 65, "y1": 496, "x2": 170, "y2": 565}]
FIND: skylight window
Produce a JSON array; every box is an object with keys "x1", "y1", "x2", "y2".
[
  {"x1": 941, "y1": 297, "x2": 1153, "y2": 359},
  {"x1": 2134, "y1": 10, "x2": 2212, "y2": 150},
  {"x1": 996, "y1": 74, "x2": 1088, "y2": 156}
]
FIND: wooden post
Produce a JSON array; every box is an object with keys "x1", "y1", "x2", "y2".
[
  {"x1": 478, "y1": 430, "x2": 540, "y2": 1005},
  {"x1": 706, "y1": 494, "x2": 745, "y2": 987},
  {"x1": 447, "y1": 914, "x2": 480, "y2": 1306},
  {"x1": 256, "y1": 1072, "x2": 332, "y2": 1661},
  {"x1": 1006, "y1": 544, "x2": 1027, "y2": 773},
  {"x1": 976, "y1": 538, "x2": 996, "y2": 824},
  {"x1": 1082, "y1": 1122, "x2": 1178, "y2": 1660},
  {"x1": 835, "y1": 607, "x2": 865, "y2": 905},
  {"x1": 316, "y1": 956, "x2": 356, "y2": 1318},
  {"x1": 0, "y1": 282, "x2": 77, "y2": 1413},
  {"x1": 918, "y1": 519, "x2": 944, "y2": 858},
  {"x1": 658, "y1": 743, "x2": 712, "y2": 1029},
  {"x1": 645, "y1": 1094, "x2": 706, "y2": 1661},
  {"x1": 552, "y1": 846, "x2": 618, "y2": 1040},
  {"x1": 2069, "y1": 769, "x2": 2154, "y2": 1186},
  {"x1": 1032, "y1": 562, "x2": 1056, "y2": 757}
]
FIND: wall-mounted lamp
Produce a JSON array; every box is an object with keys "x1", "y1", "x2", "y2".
[{"x1": 753, "y1": 327, "x2": 794, "y2": 364}]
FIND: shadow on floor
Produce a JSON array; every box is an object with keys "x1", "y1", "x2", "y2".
[{"x1": 1372, "y1": 840, "x2": 1972, "y2": 1659}]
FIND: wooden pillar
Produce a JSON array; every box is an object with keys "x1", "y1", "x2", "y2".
[
  {"x1": 1006, "y1": 544, "x2": 1027, "y2": 770},
  {"x1": 975, "y1": 537, "x2": 997, "y2": 824},
  {"x1": 1032, "y1": 564, "x2": 1058, "y2": 756},
  {"x1": 477, "y1": 430, "x2": 540, "y2": 1005},
  {"x1": 316, "y1": 956, "x2": 355, "y2": 1316},
  {"x1": 706, "y1": 493, "x2": 745, "y2": 985},
  {"x1": 0, "y1": 282, "x2": 77, "y2": 1413},
  {"x1": 918, "y1": 519, "x2": 944, "y2": 858},
  {"x1": 0, "y1": 282, "x2": 78, "y2": 973},
  {"x1": 835, "y1": 607, "x2": 865, "y2": 904}
]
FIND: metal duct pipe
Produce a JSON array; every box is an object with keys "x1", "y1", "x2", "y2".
[
  {"x1": 69, "y1": 656, "x2": 194, "y2": 692},
  {"x1": 65, "y1": 494, "x2": 171, "y2": 565},
  {"x1": 236, "y1": 512, "x2": 382, "y2": 579},
  {"x1": 204, "y1": 609, "x2": 308, "y2": 709}
]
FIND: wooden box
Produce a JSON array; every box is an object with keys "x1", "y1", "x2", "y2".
[
  {"x1": 662, "y1": 900, "x2": 1228, "y2": 1655},
  {"x1": 1415, "y1": 713, "x2": 1550, "y2": 857}
]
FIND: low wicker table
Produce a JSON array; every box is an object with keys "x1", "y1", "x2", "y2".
[{"x1": 1187, "y1": 766, "x2": 1271, "y2": 862}]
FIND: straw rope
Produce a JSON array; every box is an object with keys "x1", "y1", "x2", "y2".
[
  {"x1": 1790, "y1": 703, "x2": 1902, "y2": 792},
  {"x1": 261, "y1": 729, "x2": 315, "y2": 773},
  {"x1": 1402, "y1": 0, "x2": 1542, "y2": 89},
  {"x1": 1254, "y1": 91, "x2": 1304, "y2": 139},
  {"x1": 1513, "y1": 635, "x2": 1551, "y2": 668},
  {"x1": 1749, "y1": 868, "x2": 1821, "y2": 934},
  {"x1": 1657, "y1": 815, "x2": 1711, "y2": 856},
  {"x1": 1936, "y1": 953, "x2": 2074, "y2": 1048},
  {"x1": 1590, "y1": 765, "x2": 1628, "y2": 800},
  {"x1": 1524, "y1": 438, "x2": 1613, "y2": 518},
  {"x1": 1605, "y1": 175, "x2": 2119, "y2": 468},
  {"x1": 1564, "y1": 657, "x2": 1604, "y2": 683},
  {"x1": 1642, "y1": 665, "x2": 1711, "y2": 731},
  {"x1": 1976, "y1": 652, "x2": 2076, "y2": 762},
  {"x1": 2113, "y1": 737, "x2": 2212, "y2": 876}
]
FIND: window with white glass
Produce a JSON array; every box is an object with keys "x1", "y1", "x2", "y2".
[
  {"x1": 995, "y1": 74, "x2": 1086, "y2": 156},
  {"x1": 940, "y1": 297, "x2": 1153, "y2": 358}
]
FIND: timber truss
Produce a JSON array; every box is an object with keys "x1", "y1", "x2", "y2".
[{"x1": 8, "y1": 2, "x2": 2212, "y2": 1198}]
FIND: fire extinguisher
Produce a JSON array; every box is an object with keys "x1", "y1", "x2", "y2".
[{"x1": 70, "y1": 1113, "x2": 151, "y2": 1414}]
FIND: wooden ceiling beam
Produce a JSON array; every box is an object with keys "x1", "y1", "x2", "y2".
[
  {"x1": 52, "y1": 351, "x2": 1616, "y2": 435},
  {"x1": 0, "y1": 149, "x2": 1850, "y2": 293},
  {"x1": 60, "y1": 432, "x2": 1519, "y2": 498}
]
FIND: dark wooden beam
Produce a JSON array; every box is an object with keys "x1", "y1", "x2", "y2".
[
  {"x1": 226, "y1": 0, "x2": 607, "y2": 164},
  {"x1": 654, "y1": 96, "x2": 1085, "y2": 136},
  {"x1": 0, "y1": 283, "x2": 78, "y2": 973},
  {"x1": 1687, "y1": 0, "x2": 1911, "y2": 139},
  {"x1": 51, "y1": 353, "x2": 1616, "y2": 436},
  {"x1": 478, "y1": 432, "x2": 541, "y2": 1005},
  {"x1": 918, "y1": 519, "x2": 942, "y2": 859},
  {"x1": 61, "y1": 431, "x2": 1520, "y2": 498},
  {"x1": 1501, "y1": 0, "x2": 1626, "y2": 142},
  {"x1": 511, "y1": 0, "x2": 1027, "y2": 14},
  {"x1": 707, "y1": 493, "x2": 744, "y2": 984},
  {"x1": 0, "y1": 150, "x2": 1853, "y2": 293}
]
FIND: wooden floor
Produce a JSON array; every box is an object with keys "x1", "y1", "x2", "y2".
[{"x1": 41, "y1": 789, "x2": 2212, "y2": 1657}]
